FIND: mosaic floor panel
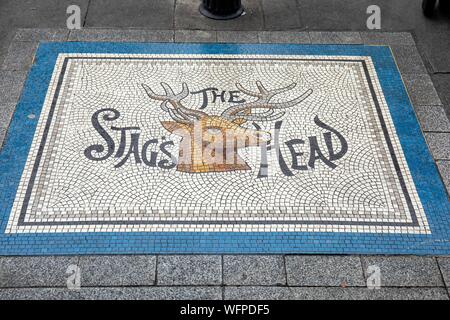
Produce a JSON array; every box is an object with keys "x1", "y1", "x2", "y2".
[{"x1": 0, "y1": 43, "x2": 448, "y2": 254}]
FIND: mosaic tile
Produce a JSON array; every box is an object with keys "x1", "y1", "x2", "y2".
[{"x1": 0, "y1": 43, "x2": 448, "y2": 255}]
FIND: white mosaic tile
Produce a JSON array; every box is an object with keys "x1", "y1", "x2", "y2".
[{"x1": 6, "y1": 53, "x2": 429, "y2": 234}]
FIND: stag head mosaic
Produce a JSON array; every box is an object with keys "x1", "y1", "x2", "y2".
[{"x1": 141, "y1": 81, "x2": 313, "y2": 173}]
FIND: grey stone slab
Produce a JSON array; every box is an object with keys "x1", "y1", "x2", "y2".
[
  {"x1": 0, "y1": 71, "x2": 28, "y2": 104},
  {"x1": 361, "y1": 256, "x2": 444, "y2": 287},
  {"x1": 1, "y1": 41, "x2": 38, "y2": 71},
  {"x1": 425, "y1": 133, "x2": 450, "y2": 160},
  {"x1": 285, "y1": 255, "x2": 365, "y2": 287},
  {"x1": 416, "y1": 31, "x2": 450, "y2": 73},
  {"x1": 403, "y1": 74, "x2": 442, "y2": 106},
  {"x1": 258, "y1": 31, "x2": 310, "y2": 44},
  {"x1": 437, "y1": 161, "x2": 450, "y2": 195},
  {"x1": 217, "y1": 31, "x2": 259, "y2": 43},
  {"x1": 0, "y1": 127, "x2": 6, "y2": 149},
  {"x1": 0, "y1": 103, "x2": 16, "y2": 129},
  {"x1": 298, "y1": 0, "x2": 450, "y2": 32},
  {"x1": 437, "y1": 257, "x2": 450, "y2": 288},
  {"x1": 13, "y1": 28, "x2": 69, "y2": 42},
  {"x1": 0, "y1": 256, "x2": 79, "y2": 288},
  {"x1": 391, "y1": 45, "x2": 428, "y2": 75},
  {"x1": 415, "y1": 105, "x2": 450, "y2": 132},
  {"x1": 309, "y1": 32, "x2": 363, "y2": 44},
  {"x1": 78, "y1": 286, "x2": 222, "y2": 300},
  {"x1": 223, "y1": 255, "x2": 285, "y2": 286},
  {"x1": 297, "y1": 0, "x2": 368, "y2": 30},
  {"x1": 361, "y1": 32, "x2": 415, "y2": 46},
  {"x1": 0, "y1": 288, "x2": 81, "y2": 300},
  {"x1": 0, "y1": 287, "x2": 215, "y2": 301},
  {"x1": 68, "y1": 29, "x2": 174, "y2": 42},
  {"x1": 0, "y1": 27, "x2": 14, "y2": 68},
  {"x1": 175, "y1": 30, "x2": 217, "y2": 43},
  {"x1": 431, "y1": 75, "x2": 450, "y2": 119},
  {"x1": 157, "y1": 255, "x2": 221, "y2": 285},
  {"x1": 78, "y1": 255, "x2": 156, "y2": 287},
  {"x1": 0, "y1": 0, "x2": 90, "y2": 28},
  {"x1": 224, "y1": 286, "x2": 449, "y2": 300},
  {"x1": 261, "y1": 0, "x2": 303, "y2": 30},
  {"x1": 175, "y1": 0, "x2": 264, "y2": 31},
  {"x1": 85, "y1": 0, "x2": 174, "y2": 29}
]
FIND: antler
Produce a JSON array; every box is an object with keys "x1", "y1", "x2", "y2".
[
  {"x1": 221, "y1": 81, "x2": 312, "y2": 122},
  {"x1": 141, "y1": 82, "x2": 207, "y2": 124}
]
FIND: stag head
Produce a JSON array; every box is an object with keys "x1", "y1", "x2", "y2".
[{"x1": 142, "y1": 81, "x2": 312, "y2": 173}]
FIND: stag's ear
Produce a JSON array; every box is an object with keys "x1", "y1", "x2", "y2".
[
  {"x1": 160, "y1": 121, "x2": 192, "y2": 133},
  {"x1": 232, "y1": 118, "x2": 247, "y2": 125}
]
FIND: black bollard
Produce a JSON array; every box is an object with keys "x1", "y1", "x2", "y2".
[{"x1": 199, "y1": 0, "x2": 244, "y2": 20}]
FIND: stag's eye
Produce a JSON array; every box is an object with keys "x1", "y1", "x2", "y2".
[{"x1": 206, "y1": 127, "x2": 221, "y2": 135}]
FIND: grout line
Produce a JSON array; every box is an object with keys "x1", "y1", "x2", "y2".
[
  {"x1": 221, "y1": 255, "x2": 225, "y2": 300},
  {"x1": 282, "y1": 255, "x2": 288, "y2": 286},
  {"x1": 172, "y1": 0, "x2": 177, "y2": 32},
  {"x1": 82, "y1": 0, "x2": 92, "y2": 28},
  {"x1": 154, "y1": 255, "x2": 159, "y2": 286},
  {"x1": 435, "y1": 257, "x2": 450, "y2": 299}
]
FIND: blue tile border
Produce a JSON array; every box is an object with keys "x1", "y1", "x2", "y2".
[{"x1": 0, "y1": 42, "x2": 448, "y2": 255}]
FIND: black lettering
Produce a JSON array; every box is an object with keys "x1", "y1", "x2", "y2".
[
  {"x1": 285, "y1": 139, "x2": 308, "y2": 170},
  {"x1": 191, "y1": 87, "x2": 217, "y2": 109},
  {"x1": 115, "y1": 132, "x2": 142, "y2": 168},
  {"x1": 141, "y1": 138, "x2": 159, "y2": 167},
  {"x1": 84, "y1": 108, "x2": 120, "y2": 161},
  {"x1": 308, "y1": 136, "x2": 337, "y2": 169},
  {"x1": 228, "y1": 90, "x2": 245, "y2": 103},
  {"x1": 158, "y1": 140, "x2": 177, "y2": 169}
]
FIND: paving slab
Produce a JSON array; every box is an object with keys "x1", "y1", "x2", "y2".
[
  {"x1": 258, "y1": 31, "x2": 310, "y2": 43},
  {"x1": 85, "y1": 0, "x2": 174, "y2": 29},
  {"x1": 309, "y1": 32, "x2": 362, "y2": 44},
  {"x1": 425, "y1": 133, "x2": 450, "y2": 160},
  {"x1": 0, "y1": 127, "x2": 7, "y2": 149},
  {"x1": 0, "y1": 288, "x2": 81, "y2": 300},
  {"x1": 431, "y1": 74, "x2": 450, "y2": 116},
  {"x1": 13, "y1": 28, "x2": 69, "y2": 42},
  {"x1": 1, "y1": 41, "x2": 38, "y2": 71},
  {"x1": 261, "y1": 0, "x2": 303, "y2": 30},
  {"x1": 68, "y1": 29, "x2": 174, "y2": 42},
  {"x1": 0, "y1": 103, "x2": 16, "y2": 130},
  {"x1": 157, "y1": 256, "x2": 222, "y2": 285},
  {"x1": 285, "y1": 255, "x2": 365, "y2": 287},
  {"x1": 223, "y1": 255, "x2": 285, "y2": 285},
  {"x1": 361, "y1": 32, "x2": 415, "y2": 46},
  {"x1": 403, "y1": 73, "x2": 442, "y2": 106},
  {"x1": 0, "y1": 0, "x2": 89, "y2": 28},
  {"x1": 437, "y1": 161, "x2": 450, "y2": 195},
  {"x1": 217, "y1": 31, "x2": 259, "y2": 43},
  {"x1": 0, "y1": 256, "x2": 79, "y2": 288},
  {"x1": 224, "y1": 286, "x2": 449, "y2": 300},
  {"x1": 78, "y1": 286, "x2": 222, "y2": 300},
  {"x1": 437, "y1": 257, "x2": 450, "y2": 288},
  {"x1": 78, "y1": 255, "x2": 156, "y2": 287},
  {"x1": 174, "y1": 30, "x2": 217, "y2": 42},
  {"x1": 0, "y1": 286, "x2": 222, "y2": 300},
  {"x1": 0, "y1": 71, "x2": 27, "y2": 104},
  {"x1": 391, "y1": 45, "x2": 428, "y2": 75},
  {"x1": 416, "y1": 32, "x2": 450, "y2": 73},
  {"x1": 361, "y1": 256, "x2": 444, "y2": 287},
  {"x1": 415, "y1": 105, "x2": 450, "y2": 132}
]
